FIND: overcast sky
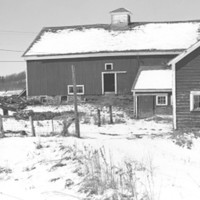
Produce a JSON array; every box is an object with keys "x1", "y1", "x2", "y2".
[{"x1": 1, "y1": 0, "x2": 200, "y2": 76}]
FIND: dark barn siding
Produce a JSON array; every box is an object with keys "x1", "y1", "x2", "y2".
[
  {"x1": 27, "y1": 55, "x2": 174, "y2": 96},
  {"x1": 136, "y1": 92, "x2": 172, "y2": 118},
  {"x1": 176, "y1": 47, "x2": 200, "y2": 129}
]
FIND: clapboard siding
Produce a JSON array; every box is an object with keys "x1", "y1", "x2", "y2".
[
  {"x1": 176, "y1": 46, "x2": 200, "y2": 128},
  {"x1": 27, "y1": 55, "x2": 174, "y2": 96}
]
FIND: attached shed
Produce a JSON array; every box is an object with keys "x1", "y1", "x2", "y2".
[
  {"x1": 132, "y1": 66, "x2": 172, "y2": 118},
  {"x1": 169, "y1": 41, "x2": 200, "y2": 129}
]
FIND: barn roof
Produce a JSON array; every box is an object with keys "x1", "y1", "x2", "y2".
[
  {"x1": 132, "y1": 66, "x2": 172, "y2": 92},
  {"x1": 23, "y1": 20, "x2": 200, "y2": 58}
]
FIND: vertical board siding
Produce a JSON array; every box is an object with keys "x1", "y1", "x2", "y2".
[
  {"x1": 27, "y1": 55, "x2": 174, "y2": 96},
  {"x1": 176, "y1": 47, "x2": 200, "y2": 128}
]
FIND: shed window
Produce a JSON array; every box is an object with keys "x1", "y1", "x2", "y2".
[
  {"x1": 156, "y1": 95, "x2": 168, "y2": 106},
  {"x1": 68, "y1": 85, "x2": 84, "y2": 95},
  {"x1": 105, "y1": 63, "x2": 113, "y2": 71},
  {"x1": 190, "y1": 91, "x2": 200, "y2": 111}
]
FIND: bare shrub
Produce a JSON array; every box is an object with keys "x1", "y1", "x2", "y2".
[
  {"x1": 0, "y1": 166, "x2": 12, "y2": 174},
  {"x1": 59, "y1": 144, "x2": 155, "y2": 200},
  {"x1": 78, "y1": 147, "x2": 153, "y2": 199}
]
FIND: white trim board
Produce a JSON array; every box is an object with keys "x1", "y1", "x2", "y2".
[
  {"x1": 172, "y1": 63, "x2": 177, "y2": 129},
  {"x1": 134, "y1": 92, "x2": 168, "y2": 96},
  {"x1": 23, "y1": 51, "x2": 181, "y2": 61},
  {"x1": 132, "y1": 89, "x2": 172, "y2": 93},
  {"x1": 168, "y1": 40, "x2": 200, "y2": 65},
  {"x1": 25, "y1": 65, "x2": 29, "y2": 96}
]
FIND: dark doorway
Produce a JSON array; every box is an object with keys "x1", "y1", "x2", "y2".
[
  {"x1": 103, "y1": 73, "x2": 115, "y2": 93},
  {"x1": 137, "y1": 96, "x2": 154, "y2": 118}
]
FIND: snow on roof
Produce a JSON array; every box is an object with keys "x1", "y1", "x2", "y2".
[
  {"x1": 24, "y1": 21, "x2": 200, "y2": 57},
  {"x1": 132, "y1": 66, "x2": 172, "y2": 91}
]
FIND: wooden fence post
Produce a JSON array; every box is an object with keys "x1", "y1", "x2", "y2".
[
  {"x1": 97, "y1": 109, "x2": 101, "y2": 127},
  {"x1": 109, "y1": 105, "x2": 113, "y2": 124},
  {"x1": 29, "y1": 115, "x2": 36, "y2": 137},
  {"x1": 0, "y1": 115, "x2": 4, "y2": 138}
]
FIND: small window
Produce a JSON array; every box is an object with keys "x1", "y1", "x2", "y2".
[
  {"x1": 68, "y1": 85, "x2": 84, "y2": 95},
  {"x1": 105, "y1": 63, "x2": 113, "y2": 71},
  {"x1": 61, "y1": 96, "x2": 68, "y2": 103},
  {"x1": 190, "y1": 91, "x2": 200, "y2": 111},
  {"x1": 40, "y1": 96, "x2": 47, "y2": 103},
  {"x1": 156, "y1": 95, "x2": 168, "y2": 106}
]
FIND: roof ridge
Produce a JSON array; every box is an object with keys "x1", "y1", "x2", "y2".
[{"x1": 41, "y1": 20, "x2": 200, "y2": 31}]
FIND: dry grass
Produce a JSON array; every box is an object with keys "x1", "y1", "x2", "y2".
[{"x1": 59, "y1": 144, "x2": 156, "y2": 200}]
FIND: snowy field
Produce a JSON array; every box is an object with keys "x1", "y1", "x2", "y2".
[{"x1": 0, "y1": 104, "x2": 200, "y2": 200}]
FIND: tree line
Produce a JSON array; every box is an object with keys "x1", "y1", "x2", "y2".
[{"x1": 0, "y1": 71, "x2": 26, "y2": 91}]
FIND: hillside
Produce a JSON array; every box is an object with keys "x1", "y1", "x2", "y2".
[{"x1": 0, "y1": 71, "x2": 26, "y2": 91}]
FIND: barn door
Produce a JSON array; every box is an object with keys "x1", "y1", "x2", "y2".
[
  {"x1": 103, "y1": 73, "x2": 115, "y2": 93},
  {"x1": 137, "y1": 96, "x2": 154, "y2": 118}
]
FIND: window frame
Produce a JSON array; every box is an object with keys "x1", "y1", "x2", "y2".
[
  {"x1": 40, "y1": 96, "x2": 47, "y2": 103},
  {"x1": 190, "y1": 91, "x2": 200, "y2": 111},
  {"x1": 105, "y1": 63, "x2": 113, "y2": 71},
  {"x1": 68, "y1": 85, "x2": 85, "y2": 95},
  {"x1": 156, "y1": 95, "x2": 168, "y2": 106}
]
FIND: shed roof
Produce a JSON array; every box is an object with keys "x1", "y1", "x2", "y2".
[
  {"x1": 23, "y1": 20, "x2": 200, "y2": 57},
  {"x1": 132, "y1": 66, "x2": 172, "y2": 91}
]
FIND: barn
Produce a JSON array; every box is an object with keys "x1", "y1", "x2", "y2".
[
  {"x1": 169, "y1": 41, "x2": 200, "y2": 129},
  {"x1": 23, "y1": 8, "x2": 200, "y2": 118}
]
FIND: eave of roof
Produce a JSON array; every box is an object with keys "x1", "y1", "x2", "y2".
[
  {"x1": 168, "y1": 40, "x2": 200, "y2": 65},
  {"x1": 23, "y1": 50, "x2": 181, "y2": 61}
]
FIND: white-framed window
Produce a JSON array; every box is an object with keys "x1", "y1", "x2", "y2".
[
  {"x1": 105, "y1": 63, "x2": 113, "y2": 71},
  {"x1": 68, "y1": 85, "x2": 84, "y2": 95},
  {"x1": 190, "y1": 91, "x2": 200, "y2": 111},
  {"x1": 156, "y1": 95, "x2": 168, "y2": 106}
]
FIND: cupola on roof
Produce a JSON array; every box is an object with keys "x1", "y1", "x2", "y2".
[{"x1": 110, "y1": 8, "x2": 132, "y2": 28}]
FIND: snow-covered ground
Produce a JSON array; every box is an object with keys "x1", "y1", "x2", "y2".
[{"x1": 0, "y1": 104, "x2": 200, "y2": 200}]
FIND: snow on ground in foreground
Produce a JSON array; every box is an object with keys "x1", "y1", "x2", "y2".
[
  {"x1": 1, "y1": 104, "x2": 199, "y2": 200},
  {"x1": 0, "y1": 136, "x2": 200, "y2": 200}
]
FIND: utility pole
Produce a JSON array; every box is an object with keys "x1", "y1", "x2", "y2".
[{"x1": 71, "y1": 65, "x2": 80, "y2": 138}]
